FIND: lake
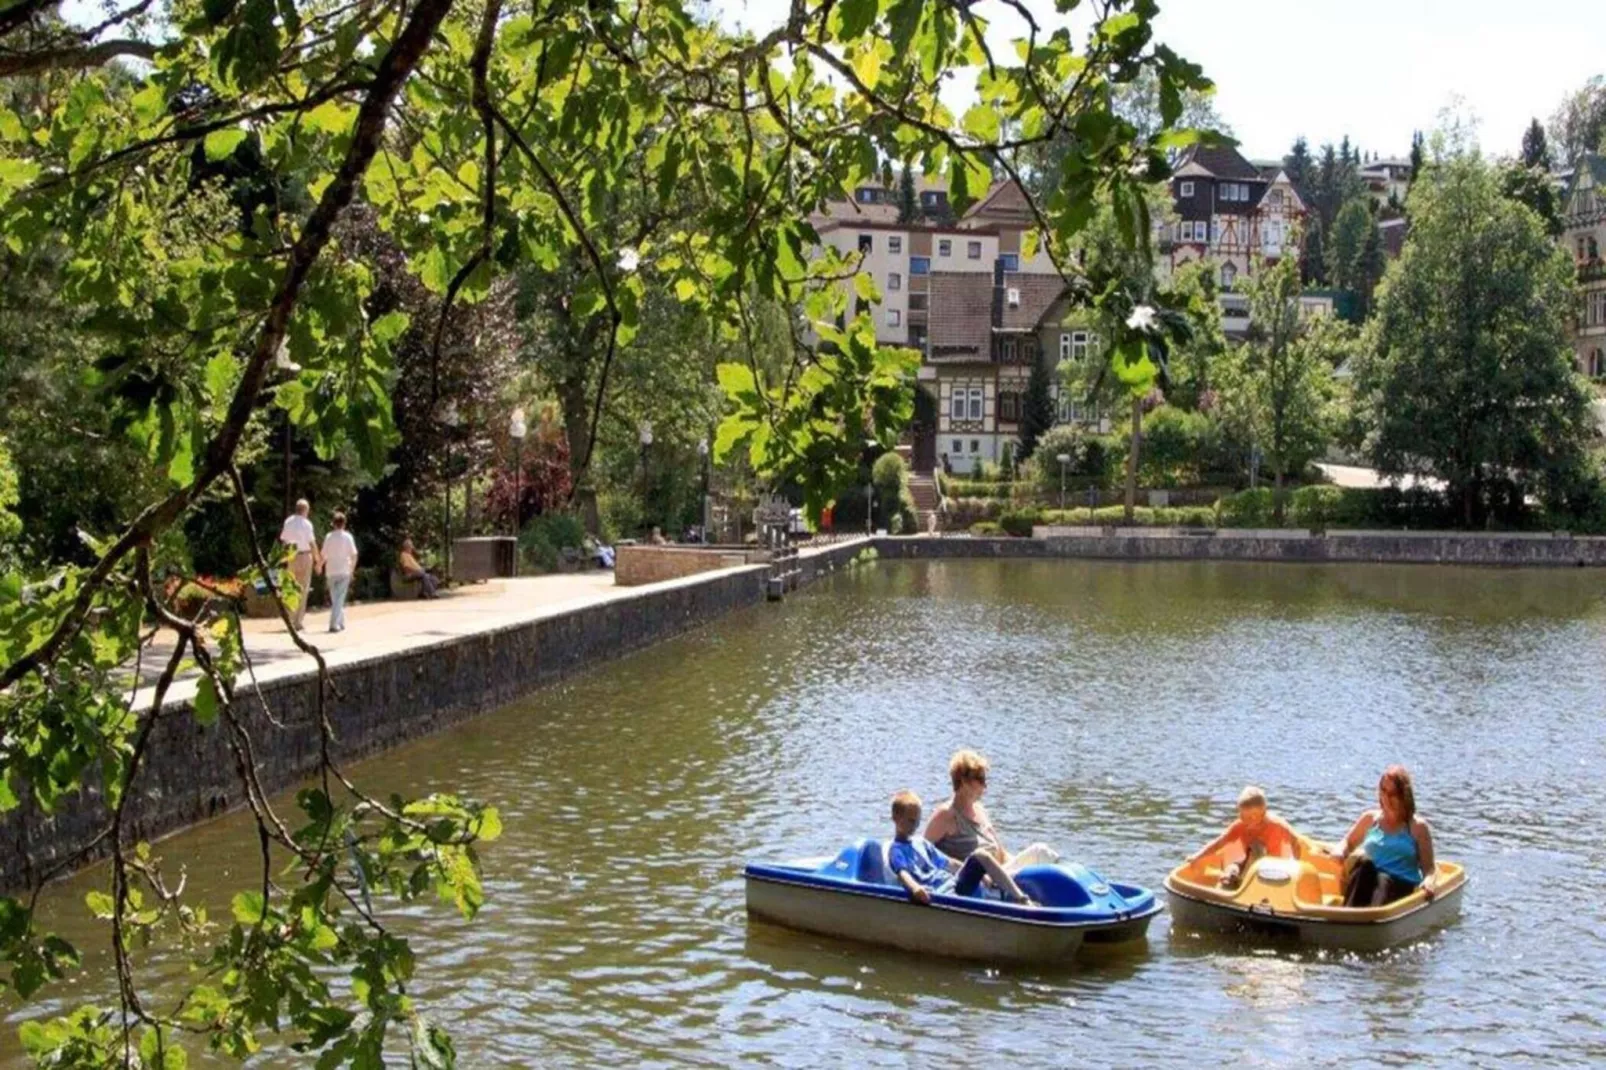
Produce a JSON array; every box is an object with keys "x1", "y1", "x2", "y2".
[{"x1": 7, "y1": 559, "x2": 1606, "y2": 1066}]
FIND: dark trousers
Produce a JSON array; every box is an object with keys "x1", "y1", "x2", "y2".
[
  {"x1": 951, "y1": 855, "x2": 988, "y2": 897},
  {"x1": 1343, "y1": 858, "x2": 1417, "y2": 907}
]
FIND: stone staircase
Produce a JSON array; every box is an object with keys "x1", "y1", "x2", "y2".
[{"x1": 909, "y1": 474, "x2": 941, "y2": 533}]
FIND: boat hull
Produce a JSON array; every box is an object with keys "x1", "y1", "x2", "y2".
[
  {"x1": 1165, "y1": 852, "x2": 1467, "y2": 952},
  {"x1": 746, "y1": 874, "x2": 1090, "y2": 964}
]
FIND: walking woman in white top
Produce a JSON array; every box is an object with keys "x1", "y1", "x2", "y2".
[{"x1": 320, "y1": 512, "x2": 358, "y2": 633}]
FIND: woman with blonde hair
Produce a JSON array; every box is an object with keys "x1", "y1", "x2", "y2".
[{"x1": 923, "y1": 749, "x2": 1059, "y2": 874}]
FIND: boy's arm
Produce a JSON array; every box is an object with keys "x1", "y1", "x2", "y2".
[
  {"x1": 1188, "y1": 821, "x2": 1240, "y2": 864},
  {"x1": 895, "y1": 869, "x2": 931, "y2": 904}
]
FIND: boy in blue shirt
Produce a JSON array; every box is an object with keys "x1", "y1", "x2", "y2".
[{"x1": 888, "y1": 790, "x2": 1036, "y2": 906}]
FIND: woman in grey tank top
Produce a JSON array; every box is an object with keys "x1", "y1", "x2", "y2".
[{"x1": 924, "y1": 749, "x2": 1059, "y2": 872}]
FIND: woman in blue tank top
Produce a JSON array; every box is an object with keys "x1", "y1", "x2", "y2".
[{"x1": 1334, "y1": 764, "x2": 1438, "y2": 907}]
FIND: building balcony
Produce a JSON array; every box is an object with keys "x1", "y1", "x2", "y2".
[{"x1": 1579, "y1": 259, "x2": 1606, "y2": 284}]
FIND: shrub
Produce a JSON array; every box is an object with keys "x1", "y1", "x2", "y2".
[
  {"x1": 889, "y1": 512, "x2": 905, "y2": 535},
  {"x1": 521, "y1": 511, "x2": 587, "y2": 571},
  {"x1": 1289, "y1": 484, "x2": 1344, "y2": 529},
  {"x1": 944, "y1": 497, "x2": 1006, "y2": 529},
  {"x1": 1037, "y1": 505, "x2": 1221, "y2": 528},
  {"x1": 871, "y1": 451, "x2": 918, "y2": 532},
  {"x1": 999, "y1": 508, "x2": 1042, "y2": 537},
  {"x1": 1217, "y1": 487, "x2": 1274, "y2": 528},
  {"x1": 945, "y1": 480, "x2": 1015, "y2": 500},
  {"x1": 970, "y1": 521, "x2": 1002, "y2": 535},
  {"x1": 973, "y1": 459, "x2": 1007, "y2": 482},
  {"x1": 1137, "y1": 405, "x2": 1215, "y2": 488}
]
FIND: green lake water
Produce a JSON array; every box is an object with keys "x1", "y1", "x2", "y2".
[{"x1": 7, "y1": 559, "x2": 1606, "y2": 1066}]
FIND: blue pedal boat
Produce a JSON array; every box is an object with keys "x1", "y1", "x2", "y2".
[{"x1": 744, "y1": 838, "x2": 1162, "y2": 964}]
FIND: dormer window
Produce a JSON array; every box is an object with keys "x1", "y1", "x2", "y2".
[
  {"x1": 1180, "y1": 180, "x2": 1194, "y2": 197},
  {"x1": 1006, "y1": 287, "x2": 1020, "y2": 307}
]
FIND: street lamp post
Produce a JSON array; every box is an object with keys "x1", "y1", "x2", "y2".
[
  {"x1": 440, "y1": 401, "x2": 460, "y2": 583},
  {"x1": 1056, "y1": 453, "x2": 1071, "y2": 512},
  {"x1": 697, "y1": 439, "x2": 711, "y2": 543},
  {"x1": 638, "y1": 421, "x2": 653, "y2": 535},
  {"x1": 508, "y1": 408, "x2": 527, "y2": 574}
]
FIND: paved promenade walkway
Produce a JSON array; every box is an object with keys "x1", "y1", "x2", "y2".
[
  {"x1": 130, "y1": 571, "x2": 650, "y2": 706},
  {"x1": 127, "y1": 536, "x2": 870, "y2": 709}
]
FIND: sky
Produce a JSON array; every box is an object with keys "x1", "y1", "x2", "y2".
[{"x1": 717, "y1": 0, "x2": 1604, "y2": 162}]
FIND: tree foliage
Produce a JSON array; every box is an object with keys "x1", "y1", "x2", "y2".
[
  {"x1": 1215, "y1": 252, "x2": 1343, "y2": 522},
  {"x1": 0, "y1": 0, "x2": 1213, "y2": 1061},
  {"x1": 1018, "y1": 355, "x2": 1057, "y2": 462},
  {"x1": 1353, "y1": 152, "x2": 1592, "y2": 527},
  {"x1": 1549, "y1": 75, "x2": 1606, "y2": 165}
]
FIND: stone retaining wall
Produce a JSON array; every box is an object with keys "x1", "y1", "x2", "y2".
[
  {"x1": 0, "y1": 540, "x2": 869, "y2": 892},
  {"x1": 874, "y1": 529, "x2": 1606, "y2": 567},
  {"x1": 614, "y1": 545, "x2": 764, "y2": 586}
]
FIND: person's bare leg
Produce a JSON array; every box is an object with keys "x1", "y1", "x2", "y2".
[{"x1": 971, "y1": 851, "x2": 1034, "y2": 905}]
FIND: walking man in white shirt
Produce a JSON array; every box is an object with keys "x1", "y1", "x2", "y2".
[
  {"x1": 278, "y1": 498, "x2": 320, "y2": 630},
  {"x1": 320, "y1": 511, "x2": 358, "y2": 633}
]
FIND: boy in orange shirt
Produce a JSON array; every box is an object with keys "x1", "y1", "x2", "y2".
[{"x1": 1189, "y1": 785, "x2": 1301, "y2": 890}]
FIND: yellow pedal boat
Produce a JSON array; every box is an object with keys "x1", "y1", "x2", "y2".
[{"x1": 1165, "y1": 838, "x2": 1466, "y2": 952}]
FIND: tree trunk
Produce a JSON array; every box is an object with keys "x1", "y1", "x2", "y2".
[
  {"x1": 1273, "y1": 463, "x2": 1285, "y2": 525},
  {"x1": 1124, "y1": 396, "x2": 1140, "y2": 524},
  {"x1": 557, "y1": 374, "x2": 601, "y2": 536}
]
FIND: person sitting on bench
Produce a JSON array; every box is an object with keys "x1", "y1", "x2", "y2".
[{"x1": 397, "y1": 538, "x2": 439, "y2": 599}]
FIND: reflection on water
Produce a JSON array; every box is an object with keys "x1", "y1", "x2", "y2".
[{"x1": 6, "y1": 560, "x2": 1606, "y2": 1066}]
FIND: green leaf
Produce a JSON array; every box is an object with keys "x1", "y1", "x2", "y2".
[
  {"x1": 419, "y1": 247, "x2": 450, "y2": 294},
  {"x1": 231, "y1": 890, "x2": 266, "y2": 925},
  {"x1": 852, "y1": 272, "x2": 880, "y2": 304},
  {"x1": 85, "y1": 891, "x2": 115, "y2": 918},
  {"x1": 715, "y1": 362, "x2": 758, "y2": 399},
  {"x1": 193, "y1": 676, "x2": 219, "y2": 726},
  {"x1": 961, "y1": 104, "x2": 1001, "y2": 144},
  {"x1": 850, "y1": 44, "x2": 882, "y2": 91},
  {"x1": 203, "y1": 128, "x2": 248, "y2": 162}
]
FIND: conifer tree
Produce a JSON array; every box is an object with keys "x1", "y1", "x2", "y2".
[
  {"x1": 897, "y1": 161, "x2": 919, "y2": 224},
  {"x1": 1019, "y1": 356, "x2": 1058, "y2": 461},
  {"x1": 1521, "y1": 118, "x2": 1553, "y2": 171}
]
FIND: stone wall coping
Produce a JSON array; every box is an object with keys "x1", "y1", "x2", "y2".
[{"x1": 1033, "y1": 526, "x2": 1606, "y2": 543}]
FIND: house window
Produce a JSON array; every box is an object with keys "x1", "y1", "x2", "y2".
[
  {"x1": 970, "y1": 439, "x2": 981, "y2": 453},
  {"x1": 856, "y1": 188, "x2": 876, "y2": 204},
  {"x1": 938, "y1": 239, "x2": 952, "y2": 257},
  {"x1": 886, "y1": 308, "x2": 901, "y2": 327},
  {"x1": 1001, "y1": 338, "x2": 1017, "y2": 362},
  {"x1": 1000, "y1": 253, "x2": 1019, "y2": 271},
  {"x1": 909, "y1": 292, "x2": 928, "y2": 311},
  {"x1": 999, "y1": 391, "x2": 1021, "y2": 422},
  {"x1": 1070, "y1": 331, "x2": 1092, "y2": 361},
  {"x1": 950, "y1": 392, "x2": 966, "y2": 421},
  {"x1": 1269, "y1": 189, "x2": 1284, "y2": 206},
  {"x1": 923, "y1": 191, "x2": 939, "y2": 206},
  {"x1": 1059, "y1": 332, "x2": 1073, "y2": 361},
  {"x1": 967, "y1": 240, "x2": 982, "y2": 259},
  {"x1": 889, "y1": 236, "x2": 903, "y2": 254},
  {"x1": 952, "y1": 439, "x2": 963, "y2": 453},
  {"x1": 1180, "y1": 180, "x2": 1194, "y2": 197},
  {"x1": 911, "y1": 256, "x2": 930, "y2": 275},
  {"x1": 858, "y1": 234, "x2": 873, "y2": 253},
  {"x1": 1592, "y1": 349, "x2": 1605, "y2": 378},
  {"x1": 1221, "y1": 262, "x2": 1237, "y2": 288},
  {"x1": 1006, "y1": 287, "x2": 1020, "y2": 307},
  {"x1": 888, "y1": 272, "x2": 902, "y2": 291},
  {"x1": 967, "y1": 387, "x2": 984, "y2": 421}
]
